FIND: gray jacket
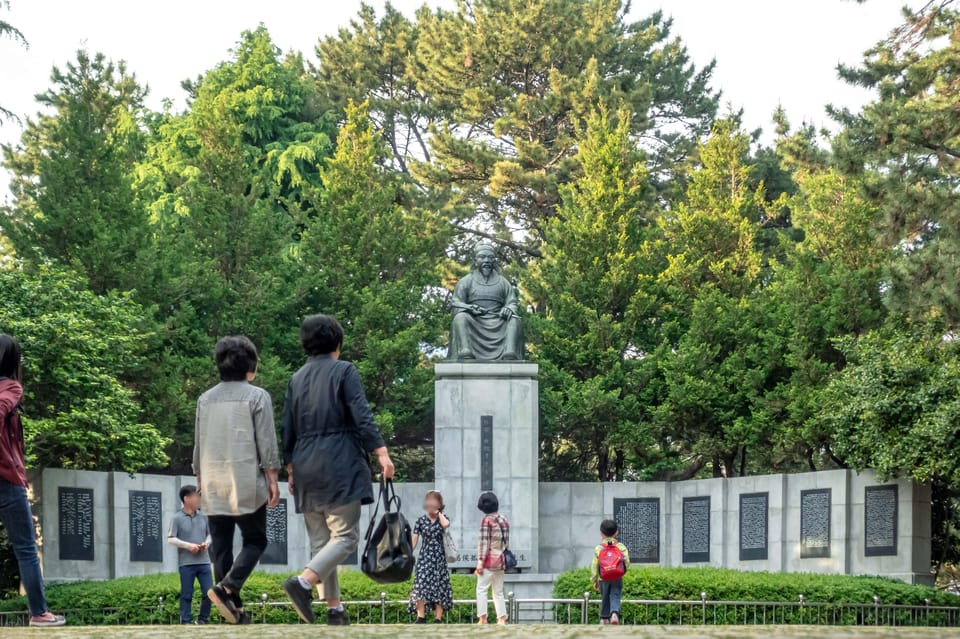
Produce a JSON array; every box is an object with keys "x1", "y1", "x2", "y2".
[{"x1": 193, "y1": 381, "x2": 281, "y2": 516}]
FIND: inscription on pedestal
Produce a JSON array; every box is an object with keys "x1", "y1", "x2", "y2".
[
  {"x1": 129, "y1": 490, "x2": 163, "y2": 562},
  {"x1": 261, "y1": 498, "x2": 288, "y2": 565},
  {"x1": 58, "y1": 487, "x2": 94, "y2": 561},
  {"x1": 682, "y1": 496, "x2": 710, "y2": 563},
  {"x1": 739, "y1": 492, "x2": 768, "y2": 561},
  {"x1": 613, "y1": 498, "x2": 659, "y2": 564},
  {"x1": 864, "y1": 485, "x2": 898, "y2": 557},
  {"x1": 800, "y1": 488, "x2": 831, "y2": 558},
  {"x1": 481, "y1": 415, "x2": 493, "y2": 491}
]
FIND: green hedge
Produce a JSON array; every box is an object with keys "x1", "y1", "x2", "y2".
[
  {"x1": 0, "y1": 571, "x2": 481, "y2": 625},
  {"x1": 554, "y1": 567, "x2": 960, "y2": 625}
]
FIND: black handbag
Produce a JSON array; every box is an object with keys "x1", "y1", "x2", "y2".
[
  {"x1": 497, "y1": 520, "x2": 518, "y2": 570},
  {"x1": 361, "y1": 479, "x2": 415, "y2": 584}
]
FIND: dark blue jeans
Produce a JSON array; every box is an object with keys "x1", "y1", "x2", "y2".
[
  {"x1": 178, "y1": 563, "x2": 213, "y2": 623},
  {"x1": 600, "y1": 579, "x2": 623, "y2": 620},
  {"x1": 0, "y1": 479, "x2": 47, "y2": 616}
]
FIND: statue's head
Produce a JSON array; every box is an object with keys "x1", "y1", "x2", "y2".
[{"x1": 472, "y1": 242, "x2": 498, "y2": 276}]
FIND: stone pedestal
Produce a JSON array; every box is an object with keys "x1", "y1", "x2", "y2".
[{"x1": 434, "y1": 362, "x2": 539, "y2": 572}]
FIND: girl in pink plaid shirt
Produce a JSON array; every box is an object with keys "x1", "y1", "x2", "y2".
[{"x1": 475, "y1": 491, "x2": 509, "y2": 624}]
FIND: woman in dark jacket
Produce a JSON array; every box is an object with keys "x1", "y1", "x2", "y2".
[{"x1": 0, "y1": 335, "x2": 65, "y2": 627}]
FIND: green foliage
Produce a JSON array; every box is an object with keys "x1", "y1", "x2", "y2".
[
  {"x1": 1, "y1": 50, "x2": 151, "y2": 294},
  {"x1": 0, "y1": 264, "x2": 169, "y2": 472},
  {"x1": 410, "y1": 0, "x2": 717, "y2": 250},
  {"x1": 554, "y1": 567, "x2": 960, "y2": 624},
  {"x1": 296, "y1": 100, "x2": 450, "y2": 447},
  {"x1": 525, "y1": 103, "x2": 659, "y2": 480},
  {"x1": 0, "y1": 0, "x2": 27, "y2": 125},
  {"x1": 0, "y1": 571, "x2": 480, "y2": 624},
  {"x1": 831, "y1": 3, "x2": 960, "y2": 328}
]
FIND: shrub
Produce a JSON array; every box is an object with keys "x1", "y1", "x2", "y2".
[
  {"x1": 0, "y1": 571, "x2": 481, "y2": 625},
  {"x1": 553, "y1": 567, "x2": 960, "y2": 624}
]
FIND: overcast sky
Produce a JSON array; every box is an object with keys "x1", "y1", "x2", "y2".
[{"x1": 0, "y1": 0, "x2": 910, "y2": 192}]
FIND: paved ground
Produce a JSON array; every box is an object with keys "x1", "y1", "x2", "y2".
[{"x1": 2, "y1": 626, "x2": 960, "y2": 639}]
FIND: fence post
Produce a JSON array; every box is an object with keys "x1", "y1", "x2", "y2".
[
  {"x1": 873, "y1": 595, "x2": 880, "y2": 626},
  {"x1": 156, "y1": 596, "x2": 164, "y2": 625},
  {"x1": 799, "y1": 594, "x2": 805, "y2": 624},
  {"x1": 507, "y1": 592, "x2": 515, "y2": 625},
  {"x1": 582, "y1": 591, "x2": 590, "y2": 625},
  {"x1": 260, "y1": 593, "x2": 268, "y2": 624},
  {"x1": 380, "y1": 592, "x2": 387, "y2": 625},
  {"x1": 924, "y1": 598, "x2": 930, "y2": 626},
  {"x1": 701, "y1": 592, "x2": 707, "y2": 624}
]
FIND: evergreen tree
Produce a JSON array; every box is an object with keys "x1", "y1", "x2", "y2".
[
  {"x1": 2, "y1": 50, "x2": 151, "y2": 293},
  {"x1": 297, "y1": 101, "x2": 450, "y2": 479},
  {"x1": 832, "y1": 2, "x2": 960, "y2": 327},
  {"x1": 133, "y1": 27, "x2": 337, "y2": 468},
  {"x1": 410, "y1": 0, "x2": 717, "y2": 254},
  {"x1": 0, "y1": 0, "x2": 27, "y2": 124},
  {"x1": 525, "y1": 104, "x2": 660, "y2": 480}
]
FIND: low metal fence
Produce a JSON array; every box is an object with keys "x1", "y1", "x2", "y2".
[{"x1": 1, "y1": 592, "x2": 958, "y2": 627}]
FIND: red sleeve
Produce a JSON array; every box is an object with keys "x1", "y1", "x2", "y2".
[{"x1": 0, "y1": 382, "x2": 23, "y2": 418}]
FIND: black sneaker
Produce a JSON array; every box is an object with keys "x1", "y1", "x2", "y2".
[
  {"x1": 327, "y1": 607, "x2": 350, "y2": 626},
  {"x1": 414, "y1": 617, "x2": 427, "y2": 624},
  {"x1": 237, "y1": 610, "x2": 252, "y2": 625},
  {"x1": 208, "y1": 584, "x2": 240, "y2": 624},
  {"x1": 282, "y1": 576, "x2": 316, "y2": 624}
]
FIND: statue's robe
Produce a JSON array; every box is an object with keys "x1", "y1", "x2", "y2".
[{"x1": 448, "y1": 271, "x2": 523, "y2": 360}]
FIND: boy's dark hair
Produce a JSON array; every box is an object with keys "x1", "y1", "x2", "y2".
[
  {"x1": 179, "y1": 485, "x2": 199, "y2": 503},
  {"x1": 300, "y1": 314, "x2": 344, "y2": 356},
  {"x1": 0, "y1": 334, "x2": 23, "y2": 382},
  {"x1": 215, "y1": 336, "x2": 258, "y2": 381},
  {"x1": 477, "y1": 491, "x2": 499, "y2": 514},
  {"x1": 600, "y1": 519, "x2": 618, "y2": 537}
]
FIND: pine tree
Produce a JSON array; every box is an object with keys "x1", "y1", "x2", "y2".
[
  {"x1": 409, "y1": 0, "x2": 717, "y2": 255},
  {"x1": 525, "y1": 103, "x2": 659, "y2": 480},
  {"x1": 297, "y1": 101, "x2": 450, "y2": 477},
  {"x1": 0, "y1": 0, "x2": 27, "y2": 124},
  {"x1": 832, "y1": 2, "x2": 960, "y2": 327},
  {"x1": 2, "y1": 50, "x2": 151, "y2": 293}
]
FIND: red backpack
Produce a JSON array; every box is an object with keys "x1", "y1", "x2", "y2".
[{"x1": 598, "y1": 541, "x2": 626, "y2": 581}]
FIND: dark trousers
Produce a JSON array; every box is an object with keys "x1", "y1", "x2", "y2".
[
  {"x1": 600, "y1": 579, "x2": 623, "y2": 620},
  {"x1": 0, "y1": 480, "x2": 47, "y2": 616},
  {"x1": 208, "y1": 505, "x2": 268, "y2": 602},
  {"x1": 178, "y1": 563, "x2": 213, "y2": 623}
]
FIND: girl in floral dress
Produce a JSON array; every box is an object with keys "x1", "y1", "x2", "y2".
[{"x1": 408, "y1": 490, "x2": 455, "y2": 623}]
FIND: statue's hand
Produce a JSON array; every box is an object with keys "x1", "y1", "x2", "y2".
[
  {"x1": 499, "y1": 307, "x2": 514, "y2": 320},
  {"x1": 471, "y1": 304, "x2": 485, "y2": 315}
]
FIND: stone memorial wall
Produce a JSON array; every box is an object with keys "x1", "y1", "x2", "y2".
[{"x1": 32, "y1": 467, "x2": 929, "y2": 586}]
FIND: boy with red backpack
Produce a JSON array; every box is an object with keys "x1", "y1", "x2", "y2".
[{"x1": 591, "y1": 519, "x2": 630, "y2": 625}]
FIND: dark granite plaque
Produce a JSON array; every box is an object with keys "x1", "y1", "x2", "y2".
[
  {"x1": 481, "y1": 415, "x2": 493, "y2": 491},
  {"x1": 613, "y1": 498, "x2": 659, "y2": 563},
  {"x1": 682, "y1": 496, "x2": 710, "y2": 563},
  {"x1": 864, "y1": 485, "x2": 898, "y2": 557},
  {"x1": 129, "y1": 490, "x2": 163, "y2": 562},
  {"x1": 800, "y1": 488, "x2": 831, "y2": 558},
  {"x1": 58, "y1": 487, "x2": 94, "y2": 561},
  {"x1": 739, "y1": 492, "x2": 768, "y2": 561},
  {"x1": 261, "y1": 498, "x2": 288, "y2": 565}
]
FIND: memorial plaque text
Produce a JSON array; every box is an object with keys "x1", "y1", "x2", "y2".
[
  {"x1": 864, "y1": 485, "x2": 898, "y2": 557},
  {"x1": 261, "y1": 498, "x2": 288, "y2": 565},
  {"x1": 800, "y1": 488, "x2": 831, "y2": 558},
  {"x1": 58, "y1": 487, "x2": 94, "y2": 561},
  {"x1": 129, "y1": 490, "x2": 163, "y2": 562},
  {"x1": 481, "y1": 415, "x2": 493, "y2": 491},
  {"x1": 613, "y1": 498, "x2": 660, "y2": 564},
  {"x1": 739, "y1": 492, "x2": 769, "y2": 561},
  {"x1": 682, "y1": 496, "x2": 710, "y2": 563}
]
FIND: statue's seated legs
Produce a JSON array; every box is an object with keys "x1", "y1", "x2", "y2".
[{"x1": 451, "y1": 312, "x2": 476, "y2": 359}]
